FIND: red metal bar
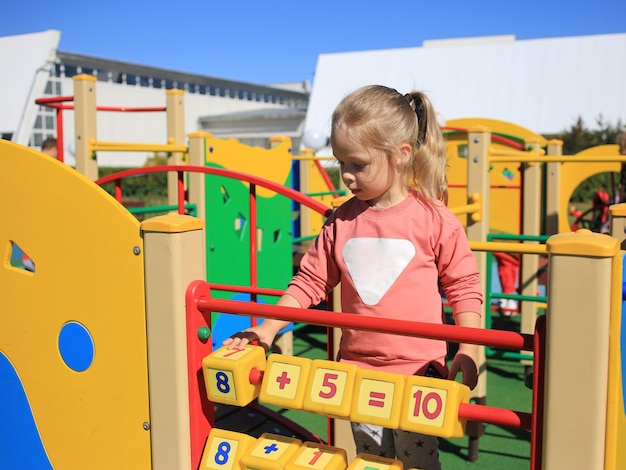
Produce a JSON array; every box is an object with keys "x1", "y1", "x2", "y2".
[
  {"x1": 177, "y1": 171, "x2": 185, "y2": 214},
  {"x1": 56, "y1": 107, "x2": 64, "y2": 163},
  {"x1": 314, "y1": 159, "x2": 338, "y2": 197},
  {"x1": 185, "y1": 280, "x2": 215, "y2": 469},
  {"x1": 531, "y1": 315, "x2": 546, "y2": 470},
  {"x1": 458, "y1": 402, "x2": 531, "y2": 430},
  {"x1": 249, "y1": 184, "x2": 258, "y2": 327},
  {"x1": 114, "y1": 181, "x2": 123, "y2": 203},
  {"x1": 95, "y1": 106, "x2": 167, "y2": 112},
  {"x1": 196, "y1": 296, "x2": 535, "y2": 351},
  {"x1": 35, "y1": 95, "x2": 74, "y2": 105}
]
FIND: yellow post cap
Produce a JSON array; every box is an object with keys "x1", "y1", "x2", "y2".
[
  {"x1": 547, "y1": 229, "x2": 619, "y2": 258},
  {"x1": 141, "y1": 213, "x2": 205, "y2": 233}
]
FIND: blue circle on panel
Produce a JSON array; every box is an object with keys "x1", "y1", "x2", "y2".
[{"x1": 58, "y1": 322, "x2": 94, "y2": 372}]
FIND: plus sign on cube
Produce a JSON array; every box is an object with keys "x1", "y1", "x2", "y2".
[
  {"x1": 240, "y1": 433, "x2": 302, "y2": 470},
  {"x1": 303, "y1": 359, "x2": 358, "y2": 419},
  {"x1": 260, "y1": 354, "x2": 312, "y2": 410},
  {"x1": 350, "y1": 369, "x2": 405, "y2": 429},
  {"x1": 347, "y1": 453, "x2": 404, "y2": 469},
  {"x1": 200, "y1": 428, "x2": 257, "y2": 470},
  {"x1": 202, "y1": 345, "x2": 267, "y2": 407},
  {"x1": 399, "y1": 375, "x2": 470, "y2": 438},
  {"x1": 285, "y1": 441, "x2": 348, "y2": 470}
]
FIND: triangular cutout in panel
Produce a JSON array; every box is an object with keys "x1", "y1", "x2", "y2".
[{"x1": 10, "y1": 241, "x2": 35, "y2": 272}]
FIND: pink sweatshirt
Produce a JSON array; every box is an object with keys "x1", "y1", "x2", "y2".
[{"x1": 286, "y1": 191, "x2": 482, "y2": 376}]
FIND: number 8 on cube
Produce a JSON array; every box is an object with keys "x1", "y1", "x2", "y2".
[
  {"x1": 202, "y1": 345, "x2": 267, "y2": 407},
  {"x1": 200, "y1": 428, "x2": 257, "y2": 470}
]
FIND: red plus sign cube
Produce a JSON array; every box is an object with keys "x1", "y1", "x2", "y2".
[{"x1": 260, "y1": 354, "x2": 312, "y2": 410}]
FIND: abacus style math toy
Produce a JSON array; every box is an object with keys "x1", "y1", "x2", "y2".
[{"x1": 202, "y1": 346, "x2": 470, "y2": 439}]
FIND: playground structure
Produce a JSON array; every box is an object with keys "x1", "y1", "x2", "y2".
[
  {"x1": 2, "y1": 75, "x2": 626, "y2": 469},
  {"x1": 2, "y1": 139, "x2": 625, "y2": 469}
]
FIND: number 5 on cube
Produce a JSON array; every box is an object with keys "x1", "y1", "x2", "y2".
[{"x1": 303, "y1": 360, "x2": 358, "y2": 418}]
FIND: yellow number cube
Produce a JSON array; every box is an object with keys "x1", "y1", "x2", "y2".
[
  {"x1": 285, "y1": 441, "x2": 348, "y2": 470},
  {"x1": 399, "y1": 375, "x2": 470, "y2": 438},
  {"x1": 260, "y1": 354, "x2": 312, "y2": 410},
  {"x1": 347, "y1": 453, "x2": 404, "y2": 469},
  {"x1": 350, "y1": 369, "x2": 405, "y2": 429},
  {"x1": 303, "y1": 360, "x2": 357, "y2": 419},
  {"x1": 200, "y1": 428, "x2": 257, "y2": 470},
  {"x1": 240, "y1": 433, "x2": 302, "y2": 470},
  {"x1": 202, "y1": 345, "x2": 266, "y2": 407}
]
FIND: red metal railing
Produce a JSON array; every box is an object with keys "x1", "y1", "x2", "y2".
[{"x1": 35, "y1": 95, "x2": 168, "y2": 163}]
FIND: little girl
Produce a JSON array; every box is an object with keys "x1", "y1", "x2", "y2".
[{"x1": 225, "y1": 85, "x2": 483, "y2": 469}]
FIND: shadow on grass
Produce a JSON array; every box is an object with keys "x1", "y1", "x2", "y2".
[{"x1": 440, "y1": 425, "x2": 531, "y2": 462}]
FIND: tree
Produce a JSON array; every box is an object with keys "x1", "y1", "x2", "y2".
[{"x1": 547, "y1": 115, "x2": 625, "y2": 202}]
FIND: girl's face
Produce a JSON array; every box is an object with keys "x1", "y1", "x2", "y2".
[{"x1": 332, "y1": 125, "x2": 411, "y2": 208}]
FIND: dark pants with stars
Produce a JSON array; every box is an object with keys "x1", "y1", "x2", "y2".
[{"x1": 350, "y1": 364, "x2": 442, "y2": 470}]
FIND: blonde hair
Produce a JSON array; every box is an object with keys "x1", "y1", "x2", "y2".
[{"x1": 331, "y1": 85, "x2": 448, "y2": 203}]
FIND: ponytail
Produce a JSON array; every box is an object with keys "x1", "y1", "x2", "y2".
[{"x1": 404, "y1": 91, "x2": 448, "y2": 204}]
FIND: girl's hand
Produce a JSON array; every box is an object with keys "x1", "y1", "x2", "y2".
[
  {"x1": 222, "y1": 329, "x2": 270, "y2": 351},
  {"x1": 447, "y1": 346, "x2": 479, "y2": 390},
  {"x1": 222, "y1": 318, "x2": 291, "y2": 351}
]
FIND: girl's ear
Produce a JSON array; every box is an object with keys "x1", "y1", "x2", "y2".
[{"x1": 396, "y1": 142, "x2": 413, "y2": 166}]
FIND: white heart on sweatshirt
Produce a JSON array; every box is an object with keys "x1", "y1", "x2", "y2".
[{"x1": 342, "y1": 238, "x2": 415, "y2": 305}]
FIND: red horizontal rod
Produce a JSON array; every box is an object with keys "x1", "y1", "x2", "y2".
[
  {"x1": 35, "y1": 96, "x2": 166, "y2": 113},
  {"x1": 197, "y1": 296, "x2": 534, "y2": 351},
  {"x1": 95, "y1": 106, "x2": 167, "y2": 112},
  {"x1": 458, "y1": 402, "x2": 532, "y2": 430},
  {"x1": 35, "y1": 95, "x2": 74, "y2": 104}
]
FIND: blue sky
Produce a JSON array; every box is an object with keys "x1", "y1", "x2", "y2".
[{"x1": 2, "y1": 0, "x2": 625, "y2": 85}]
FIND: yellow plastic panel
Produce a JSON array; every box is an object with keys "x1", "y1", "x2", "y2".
[
  {"x1": 0, "y1": 141, "x2": 150, "y2": 468},
  {"x1": 205, "y1": 136, "x2": 293, "y2": 197}
]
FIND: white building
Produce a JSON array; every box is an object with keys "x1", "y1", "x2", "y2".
[
  {"x1": 1, "y1": 30, "x2": 310, "y2": 167},
  {"x1": 304, "y1": 33, "x2": 626, "y2": 154},
  {"x1": 3, "y1": 30, "x2": 625, "y2": 166}
]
